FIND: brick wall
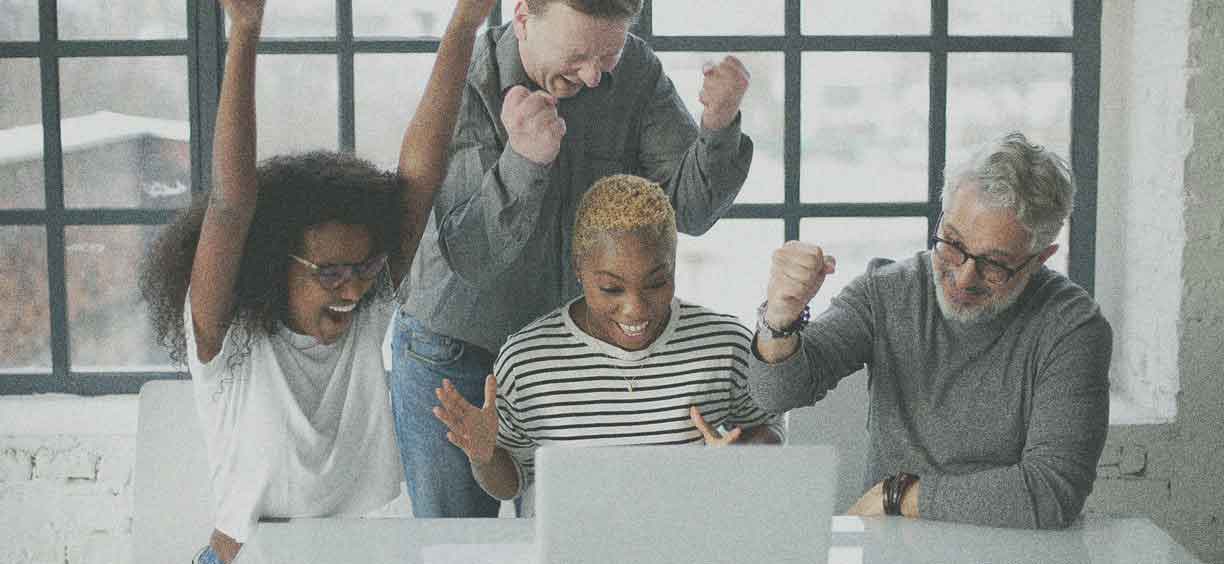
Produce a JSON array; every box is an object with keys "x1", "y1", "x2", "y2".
[
  {"x1": 0, "y1": 435, "x2": 135, "y2": 564},
  {"x1": 0, "y1": 396, "x2": 138, "y2": 564}
]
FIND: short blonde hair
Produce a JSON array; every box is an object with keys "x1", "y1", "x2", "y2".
[{"x1": 572, "y1": 174, "x2": 677, "y2": 266}]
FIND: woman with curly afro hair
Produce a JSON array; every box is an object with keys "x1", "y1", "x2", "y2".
[{"x1": 138, "y1": 0, "x2": 495, "y2": 561}]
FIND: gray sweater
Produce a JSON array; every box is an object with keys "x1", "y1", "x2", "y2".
[{"x1": 748, "y1": 252, "x2": 1112, "y2": 529}]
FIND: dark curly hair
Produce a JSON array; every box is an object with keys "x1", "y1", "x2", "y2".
[{"x1": 140, "y1": 151, "x2": 402, "y2": 367}]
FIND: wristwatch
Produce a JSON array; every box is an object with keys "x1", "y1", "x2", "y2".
[{"x1": 755, "y1": 301, "x2": 810, "y2": 340}]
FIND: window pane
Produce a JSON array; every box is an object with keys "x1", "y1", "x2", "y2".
[
  {"x1": 949, "y1": 0, "x2": 1072, "y2": 36},
  {"x1": 802, "y1": 53, "x2": 929, "y2": 203},
  {"x1": 256, "y1": 55, "x2": 338, "y2": 158},
  {"x1": 59, "y1": 57, "x2": 190, "y2": 209},
  {"x1": 355, "y1": 0, "x2": 481, "y2": 37},
  {"x1": 0, "y1": 2, "x2": 39, "y2": 41},
  {"x1": 0, "y1": 226, "x2": 51, "y2": 372},
  {"x1": 803, "y1": 1, "x2": 929, "y2": 35},
  {"x1": 946, "y1": 53, "x2": 1071, "y2": 170},
  {"x1": 58, "y1": 0, "x2": 186, "y2": 40},
  {"x1": 250, "y1": 0, "x2": 334, "y2": 38},
  {"x1": 0, "y1": 58, "x2": 45, "y2": 209},
  {"x1": 355, "y1": 54, "x2": 435, "y2": 171},
  {"x1": 66, "y1": 226, "x2": 174, "y2": 371},
  {"x1": 657, "y1": 52, "x2": 783, "y2": 203},
  {"x1": 800, "y1": 217, "x2": 928, "y2": 314},
  {"x1": 675, "y1": 219, "x2": 782, "y2": 325},
  {"x1": 654, "y1": 0, "x2": 783, "y2": 36}
]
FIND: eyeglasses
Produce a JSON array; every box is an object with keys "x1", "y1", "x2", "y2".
[
  {"x1": 288, "y1": 252, "x2": 387, "y2": 290},
  {"x1": 930, "y1": 236, "x2": 1038, "y2": 285}
]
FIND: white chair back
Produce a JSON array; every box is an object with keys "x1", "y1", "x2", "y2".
[{"x1": 134, "y1": 380, "x2": 213, "y2": 564}]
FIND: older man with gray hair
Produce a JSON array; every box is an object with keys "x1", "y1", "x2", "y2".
[{"x1": 749, "y1": 132, "x2": 1111, "y2": 529}]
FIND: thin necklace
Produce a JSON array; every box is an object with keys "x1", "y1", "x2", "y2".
[{"x1": 577, "y1": 301, "x2": 639, "y2": 392}]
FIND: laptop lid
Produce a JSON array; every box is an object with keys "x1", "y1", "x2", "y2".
[{"x1": 534, "y1": 445, "x2": 837, "y2": 564}]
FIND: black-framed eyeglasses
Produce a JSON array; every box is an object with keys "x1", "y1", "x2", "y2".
[
  {"x1": 930, "y1": 236, "x2": 1039, "y2": 286},
  {"x1": 289, "y1": 252, "x2": 388, "y2": 290}
]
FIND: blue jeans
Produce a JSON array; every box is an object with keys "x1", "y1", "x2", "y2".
[
  {"x1": 388, "y1": 310, "x2": 501, "y2": 518},
  {"x1": 195, "y1": 546, "x2": 223, "y2": 564}
]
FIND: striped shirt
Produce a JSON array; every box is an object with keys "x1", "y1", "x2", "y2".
[{"x1": 494, "y1": 297, "x2": 784, "y2": 501}]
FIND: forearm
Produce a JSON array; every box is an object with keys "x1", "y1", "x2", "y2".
[
  {"x1": 470, "y1": 446, "x2": 522, "y2": 500},
  {"x1": 395, "y1": 9, "x2": 483, "y2": 278},
  {"x1": 746, "y1": 332, "x2": 827, "y2": 414},
  {"x1": 437, "y1": 148, "x2": 551, "y2": 288},
  {"x1": 664, "y1": 117, "x2": 753, "y2": 236},
  {"x1": 918, "y1": 459, "x2": 1093, "y2": 529},
  {"x1": 210, "y1": 528, "x2": 242, "y2": 563},
  {"x1": 754, "y1": 334, "x2": 799, "y2": 364},
  {"x1": 211, "y1": 25, "x2": 260, "y2": 215}
]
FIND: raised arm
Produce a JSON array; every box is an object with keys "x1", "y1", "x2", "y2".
[
  {"x1": 189, "y1": 0, "x2": 264, "y2": 364},
  {"x1": 392, "y1": 0, "x2": 496, "y2": 283},
  {"x1": 639, "y1": 55, "x2": 753, "y2": 235}
]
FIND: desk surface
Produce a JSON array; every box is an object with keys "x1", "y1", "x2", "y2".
[{"x1": 235, "y1": 514, "x2": 1204, "y2": 564}]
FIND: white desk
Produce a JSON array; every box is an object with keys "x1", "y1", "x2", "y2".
[{"x1": 234, "y1": 515, "x2": 1204, "y2": 564}]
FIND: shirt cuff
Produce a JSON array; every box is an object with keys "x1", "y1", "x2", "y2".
[
  {"x1": 498, "y1": 146, "x2": 553, "y2": 200},
  {"x1": 698, "y1": 111, "x2": 745, "y2": 154}
]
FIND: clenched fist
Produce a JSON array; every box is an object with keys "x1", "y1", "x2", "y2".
[
  {"x1": 764, "y1": 241, "x2": 836, "y2": 331},
  {"x1": 502, "y1": 85, "x2": 566, "y2": 165},
  {"x1": 699, "y1": 55, "x2": 750, "y2": 131}
]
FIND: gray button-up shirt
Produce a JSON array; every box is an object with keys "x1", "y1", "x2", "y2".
[{"x1": 401, "y1": 23, "x2": 754, "y2": 355}]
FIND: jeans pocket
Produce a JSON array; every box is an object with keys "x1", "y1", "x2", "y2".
[{"x1": 400, "y1": 328, "x2": 466, "y2": 368}]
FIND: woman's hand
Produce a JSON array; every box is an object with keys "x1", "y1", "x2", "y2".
[
  {"x1": 219, "y1": 0, "x2": 265, "y2": 35},
  {"x1": 690, "y1": 406, "x2": 743, "y2": 447},
  {"x1": 433, "y1": 374, "x2": 499, "y2": 465}
]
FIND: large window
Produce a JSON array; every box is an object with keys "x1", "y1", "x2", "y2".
[{"x1": 0, "y1": 0, "x2": 1101, "y2": 394}]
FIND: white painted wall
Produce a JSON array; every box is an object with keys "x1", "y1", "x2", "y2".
[{"x1": 1095, "y1": 0, "x2": 1192, "y2": 424}]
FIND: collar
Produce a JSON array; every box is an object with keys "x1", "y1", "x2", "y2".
[{"x1": 495, "y1": 23, "x2": 534, "y2": 95}]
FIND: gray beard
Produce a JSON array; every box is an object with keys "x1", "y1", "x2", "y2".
[{"x1": 930, "y1": 256, "x2": 1025, "y2": 324}]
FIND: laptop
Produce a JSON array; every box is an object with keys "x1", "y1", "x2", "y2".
[{"x1": 534, "y1": 445, "x2": 838, "y2": 564}]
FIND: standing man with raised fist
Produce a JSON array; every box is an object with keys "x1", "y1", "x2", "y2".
[{"x1": 389, "y1": 0, "x2": 755, "y2": 518}]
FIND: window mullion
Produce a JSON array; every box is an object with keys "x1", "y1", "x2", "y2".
[
  {"x1": 39, "y1": 0, "x2": 70, "y2": 391},
  {"x1": 337, "y1": 0, "x2": 355, "y2": 153},
  {"x1": 194, "y1": 0, "x2": 224, "y2": 195},
  {"x1": 927, "y1": 0, "x2": 949, "y2": 240},
  {"x1": 1069, "y1": 0, "x2": 1102, "y2": 295}
]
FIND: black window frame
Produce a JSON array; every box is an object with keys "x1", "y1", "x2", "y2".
[{"x1": 0, "y1": 0, "x2": 1101, "y2": 394}]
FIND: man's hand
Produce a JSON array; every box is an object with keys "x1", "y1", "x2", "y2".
[
  {"x1": 451, "y1": 0, "x2": 496, "y2": 30},
  {"x1": 764, "y1": 241, "x2": 836, "y2": 332},
  {"x1": 502, "y1": 85, "x2": 566, "y2": 165},
  {"x1": 699, "y1": 55, "x2": 750, "y2": 131},
  {"x1": 432, "y1": 375, "x2": 499, "y2": 465},
  {"x1": 219, "y1": 0, "x2": 265, "y2": 35},
  {"x1": 847, "y1": 481, "x2": 886, "y2": 517},
  {"x1": 690, "y1": 406, "x2": 743, "y2": 447}
]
